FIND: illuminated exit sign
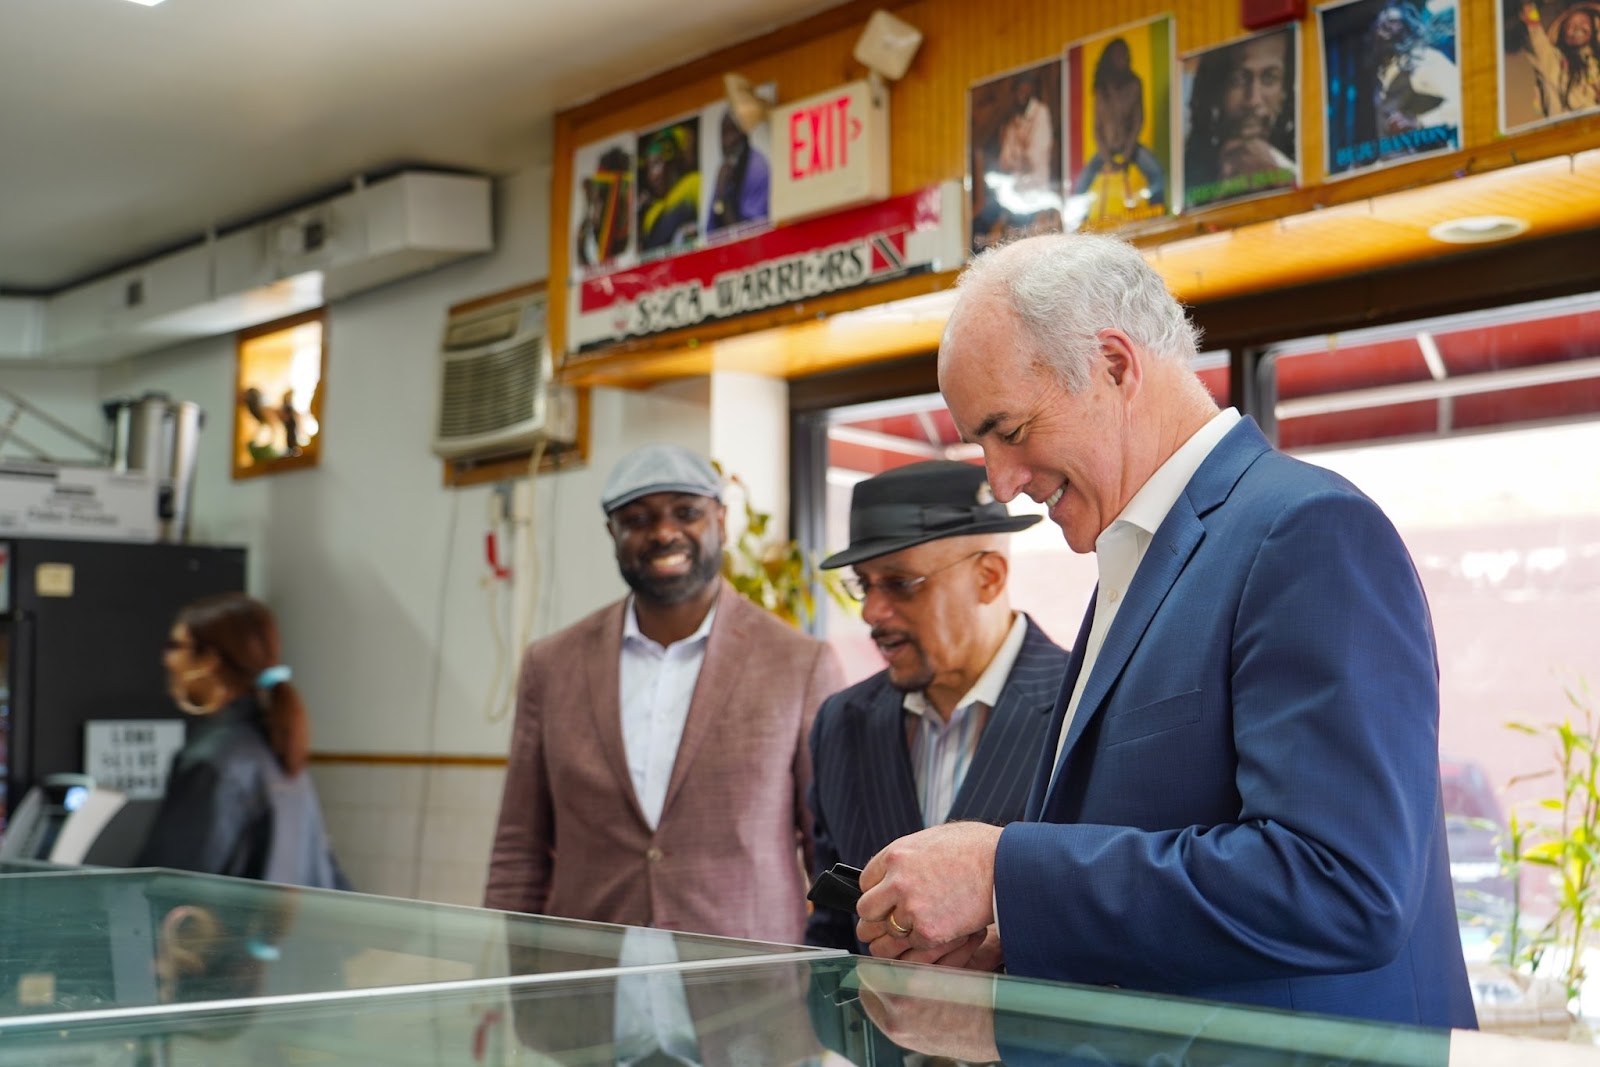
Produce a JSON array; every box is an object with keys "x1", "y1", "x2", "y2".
[{"x1": 770, "y1": 80, "x2": 889, "y2": 226}]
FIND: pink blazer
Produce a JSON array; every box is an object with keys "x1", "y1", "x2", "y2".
[{"x1": 484, "y1": 579, "x2": 845, "y2": 944}]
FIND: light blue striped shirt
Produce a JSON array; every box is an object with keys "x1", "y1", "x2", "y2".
[{"x1": 902, "y1": 613, "x2": 1028, "y2": 827}]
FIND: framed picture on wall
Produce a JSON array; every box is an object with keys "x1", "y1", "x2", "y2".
[
  {"x1": 1063, "y1": 14, "x2": 1179, "y2": 230},
  {"x1": 232, "y1": 309, "x2": 326, "y2": 480},
  {"x1": 1181, "y1": 25, "x2": 1301, "y2": 211},
  {"x1": 1498, "y1": 0, "x2": 1600, "y2": 133},
  {"x1": 702, "y1": 84, "x2": 776, "y2": 244},
  {"x1": 571, "y1": 133, "x2": 637, "y2": 276},
  {"x1": 1319, "y1": 0, "x2": 1462, "y2": 179},
  {"x1": 968, "y1": 59, "x2": 1066, "y2": 255},
  {"x1": 636, "y1": 115, "x2": 704, "y2": 259}
]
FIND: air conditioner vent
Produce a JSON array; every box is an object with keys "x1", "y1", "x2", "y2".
[
  {"x1": 438, "y1": 336, "x2": 543, "y2": 441},
  {"x1": 432, "y1": 287, "x2": 576, "y2": 462}
]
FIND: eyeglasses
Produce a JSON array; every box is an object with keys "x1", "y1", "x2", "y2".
[
  {"x1": 840, "y1": 551, "x2": 990, "y2": 603},
  {"x1": 162, "y1": 638, "x2": 193, "y2": 653}
]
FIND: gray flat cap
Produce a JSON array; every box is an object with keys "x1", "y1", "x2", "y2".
[{"x1": 601, "y1": 444, "x2": 722, "y2": 514}]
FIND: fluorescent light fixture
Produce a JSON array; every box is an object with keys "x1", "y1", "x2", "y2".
[
  {"x1": 1427, "y1": 215, "x2": 1530, "y2": 245},
  {"x1": 123, "y1": 0, "x2": 167, "y2": 5}
]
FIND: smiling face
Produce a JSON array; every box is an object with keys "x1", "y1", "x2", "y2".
[
  {"x1": 1220, "y1": 35, "x2": 1288, "y2": 142},
  {"x1": 1562, "y1": 11, "x2": 1595, "y2": 48},
  {"x1": 939, "y1": 300, "x2": 1141, "y2": 554},
  {"x1": 607, "y1": 491, "x2": 726, "y2": 605}
]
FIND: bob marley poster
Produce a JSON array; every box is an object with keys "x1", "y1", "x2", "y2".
[
  {"x1": 1064, "y1": 15, "x2": 1177, "y2": 230},
  {"x1": 570, "y1": 134, "x2": 634, "y2": 274},
  {"x1": 969, "y1": 60, "x2": 1065, "y2": 255},
  {"x1": 1182, "y1": 26, "x2": 1300, "y2": 210},
  {"x1": 1320, "y1": 0, "x2": 1462, "y2": 179},
  {"x1": 1499, "y1": 0, "x2": 1600, "y2": 131}
]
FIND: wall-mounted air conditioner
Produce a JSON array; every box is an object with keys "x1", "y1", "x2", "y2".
[{"x1": 431, "y1": 289, "x2": 577, "y2": 461}]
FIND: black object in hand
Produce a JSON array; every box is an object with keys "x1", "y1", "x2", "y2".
[{"x1": 807, "y1": 862, "x2": 864, "y2": 914}]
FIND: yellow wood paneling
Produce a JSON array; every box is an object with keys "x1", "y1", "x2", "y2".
[{"x1": 552, "y1": 0, "x2": 1600, "y2": 386}]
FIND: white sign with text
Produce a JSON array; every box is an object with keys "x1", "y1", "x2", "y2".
[
  {"x1": 84, "y1": 720, "x2": 185, "y2": 800},
  {"x1": 769, "y1": 80, "x2": 890, "y2": 225}
]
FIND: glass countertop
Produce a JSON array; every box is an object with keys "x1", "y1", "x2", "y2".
[
  {"x1": 0, "y1": 866, "x2": 1591, "y2": 1067},
  {"x1": 0, "y1": 866, "x2": 824, "y2": 1025},
  {"x1": 0, "y1": 953, "x2": 1568, "y2": 1067}
]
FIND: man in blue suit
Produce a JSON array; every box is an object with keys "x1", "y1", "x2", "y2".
[
  {"x1": 852, "y1": 233, "x2": 1476, "y2": 1029},
  {"x1": 805, "y1": 460, "x2": 1069, "y2": 952}
]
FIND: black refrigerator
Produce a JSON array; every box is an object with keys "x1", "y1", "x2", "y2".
[{"x1": 0, "y1": 537, "x2": 247, "y2": 824}]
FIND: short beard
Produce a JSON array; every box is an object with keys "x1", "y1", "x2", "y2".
[{"x1": 620, "y1": 549, "x2": 722, "y2": 606}]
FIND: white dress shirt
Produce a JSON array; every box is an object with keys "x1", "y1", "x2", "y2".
[
  {"x1": 614, "y1": 602, "x2": 715, "y2": 1065},
  {"x1": 902, "y1": 612, "x2": 1028, "y2": 827},
  {"x1": 613, "y1": 927, "x2": 701, "y2": 1066},
  {"x1": 620, "y1": 598, "x2": 717, "y2": 829},
  {"x1": 1049, "y1": 408, "x2": 1241, "y2": 778}
]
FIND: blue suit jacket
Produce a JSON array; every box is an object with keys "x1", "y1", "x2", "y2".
[
  {"x1": 995, "y1": 419, "x2": 1476, "y2": 1029},
  {"x1": 806, "y1": 616, "x2": 1068, "y2": 951}
]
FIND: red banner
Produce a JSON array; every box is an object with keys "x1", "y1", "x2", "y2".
[{"x1": 567, "y1": 183, "x2": 959, "y2": 354}]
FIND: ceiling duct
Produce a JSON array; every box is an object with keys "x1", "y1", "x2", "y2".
[{"x1": 1, "y1": 171, "x2": 492, "y2": 365}]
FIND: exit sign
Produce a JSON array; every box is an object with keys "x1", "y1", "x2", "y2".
[{"x1": 770, "y1": 80, "x2": 890, "y2": 225}]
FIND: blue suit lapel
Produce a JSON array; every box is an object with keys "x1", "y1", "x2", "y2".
[
  {"x1": 950, "y1": 621, "x2": 1059, "y2": 823},
  {"x1": 1039, "y1": 417, "x2": 1272, "y2": 808},
  {"x1": 1054, "y1": 502, "x2": 1206, "y2": 767}
]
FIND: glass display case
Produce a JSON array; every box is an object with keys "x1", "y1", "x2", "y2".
[{"x1": 0, "y1": 865, "x2": 1589, "y2": 1066}]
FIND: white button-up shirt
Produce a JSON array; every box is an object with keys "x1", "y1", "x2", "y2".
[
  {"x1": 902, "y1": 612, "x2": 1028, "y2": 827},
  {"x1": 620, "y1": 598, "x2": 716, "y2": 829},
  {"x1": 1050, "y1": 408, "x2": 1241, "y2": 775}
]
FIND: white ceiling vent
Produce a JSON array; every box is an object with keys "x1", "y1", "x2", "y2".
[{"x1": 6, "y1": 171, "x2": 492, "y2": 365}]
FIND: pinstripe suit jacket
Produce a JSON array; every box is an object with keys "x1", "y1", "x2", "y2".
[{"x1": 804, "y1": 615, "x2": 1067, "y2": 951}]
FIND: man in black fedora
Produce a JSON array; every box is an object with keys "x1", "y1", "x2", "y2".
[{"x1": 804, "y1": 459, "x2": 1069, "y2": 954}]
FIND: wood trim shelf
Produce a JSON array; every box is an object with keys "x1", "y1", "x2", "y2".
[{"x1": 309, "y1": 752, "x2": 508, "y2": 768}]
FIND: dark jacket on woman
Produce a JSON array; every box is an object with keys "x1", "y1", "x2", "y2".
[{"x1": 136, "y1": 696, "x2": 348, "y2": 889}]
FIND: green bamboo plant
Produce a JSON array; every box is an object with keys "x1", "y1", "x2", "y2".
[{"x1": 1499, "y1": 679, "x2": 1600, "y2": 1010}]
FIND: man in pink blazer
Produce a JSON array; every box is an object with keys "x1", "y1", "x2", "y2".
[{"x1": 485, "y1": 444, "x2": 844, "y2": 945}]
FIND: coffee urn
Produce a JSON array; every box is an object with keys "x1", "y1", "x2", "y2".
[{"x1": 102, "y1": 392, "x2": 204, "y2": 543}]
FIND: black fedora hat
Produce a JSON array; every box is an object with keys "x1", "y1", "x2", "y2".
[{"x1": 820, "y1": 460, "x2": 1041, "y2": 570}]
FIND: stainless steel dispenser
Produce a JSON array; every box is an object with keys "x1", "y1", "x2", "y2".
[{"x1": 102, "y1": 392, "x2": 204, "y2": 542}]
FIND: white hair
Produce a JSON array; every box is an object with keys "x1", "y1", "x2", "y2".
[{"x1": 956, "y1": 234, "x2": 1204, "y2": 393}]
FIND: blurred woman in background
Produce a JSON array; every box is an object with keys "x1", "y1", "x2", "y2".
[{"x1": 137, "y1": 593, "x2": 348, "y2": 889}]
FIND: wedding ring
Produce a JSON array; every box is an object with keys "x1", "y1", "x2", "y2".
[{"x1": 888, "y1": 912, "x2": 912, "y2": 936}]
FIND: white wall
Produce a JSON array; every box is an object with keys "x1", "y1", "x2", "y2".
[{"x1": 710, "y1": 371, "x2": 789, "y2": 543}]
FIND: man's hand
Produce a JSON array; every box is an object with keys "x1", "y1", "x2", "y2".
[{"x1": 854, "y1": 821, "x2": 1003, "y2": 956}]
